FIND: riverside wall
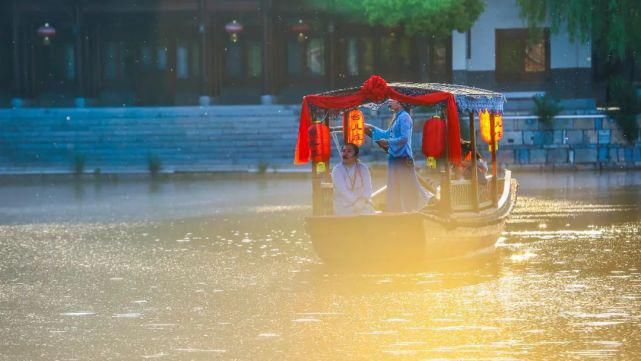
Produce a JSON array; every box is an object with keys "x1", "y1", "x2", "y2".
[{"x1": 0, "y1": 106, "x2": 639, "y2": 174}]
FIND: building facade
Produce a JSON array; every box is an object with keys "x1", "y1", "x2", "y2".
[
  {"x1": 1, "y1": 0, "x2": 636, "y2": 108},
  {"x1": 0, "y1": 0, "x2": 452, "y2": 107}
]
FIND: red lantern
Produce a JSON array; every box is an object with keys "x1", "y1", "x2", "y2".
[
  {"x1": 308, "y1": 122, "x2": 331, "y2": 163},
  {"x1": 343, "y1": 109, "x2": 365, "y2": 146},
  {"x1": 422, "y1": 116, "x2": 446, "y2": 168},
  {"x1": 292, "y1": 19, "x2": 310, "y2": 42},
  {"x1": 225, "y1": 20, "x2": 243, "y2": 43},
  {"x1": 479, "y1": 110, "x2": 503, "y2": 150},
  {"x1": 37, "y1": 23, "x2": 56, "y2": 45}
]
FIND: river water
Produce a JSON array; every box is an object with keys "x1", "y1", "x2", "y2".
[{"x1": 0, "y1": 171, "x2": 640, "y2": 360}]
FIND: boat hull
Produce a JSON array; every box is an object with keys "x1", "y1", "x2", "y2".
[
  {"x1": 306, "y1": 178, "x2": 518, "y2": 265},
  {"x1": 306, "y1": 213, "x2": 504, "y2": 264}
]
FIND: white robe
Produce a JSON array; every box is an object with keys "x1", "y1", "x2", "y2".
[{"x1": 331, "y1": 162, "x2": 374, "y2": 216}]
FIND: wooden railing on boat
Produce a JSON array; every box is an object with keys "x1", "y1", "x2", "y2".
[
  {"x1": 369, "y1": 169, "x2": 512, "y2": 214},
  {"x1": 450, "y1": 177, "x2": 503, "y2": 211},
  {"x1": 450, "y1": 170, "x2": 511, "y2": 212}
]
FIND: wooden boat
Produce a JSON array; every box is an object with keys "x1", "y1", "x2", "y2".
[
  {"x1": 306, "y1": 171, "x2": 518, "y2": 264},
  {"x1": 294, "y1": 75, "x2": 518, "y2": 264}
]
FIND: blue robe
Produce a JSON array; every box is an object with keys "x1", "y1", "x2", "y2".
[{"x1": 371, "y1": 110, "x2": 430, "y2": 212}]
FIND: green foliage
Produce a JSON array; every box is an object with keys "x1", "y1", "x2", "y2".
[
  {"x1": 533, "y1": 94, "x2": 563, "y2": 127},
  {"x1": 73, "y1": 153, "x2": 86, "y2": 175},
  {"x1": 516, "y1": 0, "x2": 641, "y2": 59},
  {"x1": 308, "y1": 0, "x2": 485, "y2": 38},
  {"x1": 147, "y1": 154, "x2": 162, "y2": 176},
  {"x1": 257, "y1": 161, "x2": 269, "y2": 174},
  {"x1": 607, "y1": 77, "x2": 641, "y2": 143}
]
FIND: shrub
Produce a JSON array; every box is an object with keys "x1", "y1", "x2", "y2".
[
  {"x1": 533, "y1": 94, "x2": 563, "y2": 128},
  {"x1": 608, "y1": 77, "x2": 641, "y2": 144},
  {"x1": 148, "y1": 154, "x2": 162, "y2": 176},
  {"x1": 257, "y1": 161, "x2": 269, "y2": 174},
  {"x1": 73, "y1": 153, "x2": 86, "y2": 175}
]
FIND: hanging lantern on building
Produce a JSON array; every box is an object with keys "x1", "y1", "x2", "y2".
[
  {"x1": 291, "y1": 19, "x2": 310, "y2": 43},
  {"x1": 225, "y1": 20, "x2": 243, "y2": 43},
  {"x1": 37, "y1": 23, "x2": 56, "y2": 45},
  {"x1": 422, "y1": 115, "x2": 446, "y2": 168},
  {"x1": 479, "y1": 110, "x2": 504, "y2": 151},
  {"x1": 342, "y1": 109, "x2": 365, "y2": 146},
  {"x1": 308, "y1": 122, "x2": 331, "y2": 170}
]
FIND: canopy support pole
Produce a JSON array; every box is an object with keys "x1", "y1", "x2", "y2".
[
  {"x1": 469, "y1": 112, "x2": 480, "y2": 212},
  {"x1": 490, "y1": 113, "x2": 499, "y2": 207},
  {"x1": 440, "y1": 107, "x2": 451, "y2": 214}
]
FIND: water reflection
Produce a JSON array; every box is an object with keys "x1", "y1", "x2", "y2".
[{"x1": 0, "y1": 171, "x2": 640, "y2": 360}]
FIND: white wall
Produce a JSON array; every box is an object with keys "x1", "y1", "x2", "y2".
[{"x1": 452, "y1": 0, "x2": 591, "y2": 71}]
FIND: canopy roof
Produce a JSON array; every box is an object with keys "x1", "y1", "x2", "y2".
[
  {"x1": 294, "y1": 75, "x2": 506, "y2": 165},
  {"x1": 318, "y1": 82, "x2": 506, "y2": 113}
]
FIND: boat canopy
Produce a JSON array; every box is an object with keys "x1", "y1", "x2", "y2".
[{"x1": 294, "y1": 75, "x2": 507, "y2": 165}]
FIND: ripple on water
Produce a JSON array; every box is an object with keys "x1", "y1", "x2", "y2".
[
  {"x1": 172, "y1": 348, "x2": 226, "y2": 353},
  {"x1": 112, "y1": 312, "x2": 143, "y2": 318},
  {"x1": 258, "y1": 333, "x2": 280, "y2": 338},
  {"x1": 383, "y1": 318, "x2": 410, "y2": 323},
  {"x1": 565, "y1": 349, "x2": 619, "y2": 357},
  {"x1": 430, "y1": 325, "x2": 500, "y2": 331},
  {"x1": 141, "y1": 352, "x2": 169, "y2": 359},
  {"x1": 292, "y1": 318, "x2": 321, "y2": 323},
  {"x1": 356, "y1": 330, "x2": 399, "y2": 335},
  {"x1": 61, "y1": 311, "x2": 96, "y2": 317},
  {"x1": 143, "y1": 323, "x2": 177, "y2": 330}
]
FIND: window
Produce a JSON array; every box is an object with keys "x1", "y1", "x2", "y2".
[
  {"x1": 307, "y1": 38, "x2": 325, "y2": 76},
  {"x1": 344, "y1": 37, "x2": 374, "y2": 77},
  {"x1": 174, "y1": 42, "x2": 201, "y2": 80},
  {"x1": 247, "y1": 41, "x2": 262, "y2": 78},
  {"x1": 103, "y1": 43, "x2": 118, "y2": 80},
  {"x1": 141, "y1": 45, "x2": 152, "y2": 69},
  {"x1": 496, "y1": 29, "x2": 548, "y2": 82},
  {"x1": 346, "y1": 38, "x2": 358, "y2": 76},
  {"x1": 225, "y1": 42, "x2": 243, "y2": 77},
  {"x1": 379, "y1": 34, "x2": 414, "y2": 80},
  {"x1": 0, "y1": 25, "x2": 10, "y2": 92},
  {"x1": 191, "y1": 44, "x2": 200, "y2": 77},
  {"x1": 156, "y1": 46, "x2": 168, "y2": 70},
  {"x1": 64, "y1": 44, "x2": 75, "y2": 80},
  {"x1": 429, "y1": 40, "x2": 451, "y2": 83},
  {"x1": 287, "y1": 37, "x2": 325, "y2": 77},
  {"x1": 223, "y1": 38, "x2": 262, "y2": 82},
  {"x1": 176, "y1": 46, "x2": 189, "y2": 79},
  {"x1": 287, "y1": 39, "x2": 303, "y2": 76}
]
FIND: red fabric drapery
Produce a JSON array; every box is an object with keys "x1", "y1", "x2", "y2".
[{"x1": 294, "y1": 75, "x2": 462, "y2": 165}]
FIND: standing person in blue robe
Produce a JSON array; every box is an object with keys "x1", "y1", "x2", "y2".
[{"x1": 366, "y1": 99, "x2": 431, "y2": 212}]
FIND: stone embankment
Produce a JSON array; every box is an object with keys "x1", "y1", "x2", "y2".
[{"x1": 0, "y1": 106, "x2": 639, "y2": 174}]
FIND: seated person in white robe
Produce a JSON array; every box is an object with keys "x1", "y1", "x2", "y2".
[{"x1": 331, "y1": 143, "x2": 375, "y2": 216}]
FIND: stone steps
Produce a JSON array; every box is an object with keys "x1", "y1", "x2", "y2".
[{"x1": 0, "y1": 106, "x2": 306, "y2": 172}]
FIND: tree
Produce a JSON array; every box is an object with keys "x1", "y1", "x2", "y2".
[
  {"x1": 516, "y1": 0, "x2": 641, "y2": 60},
  {"x1": 307, "y1": 0, "x2": 485, "y2": 38},
  {"x1": 517, "y1": 0, "x2": 641, "y2": 142}
]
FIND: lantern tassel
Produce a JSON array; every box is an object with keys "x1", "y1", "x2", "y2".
[{"x1": 427, "y1": 157, "x2": 437, "y2": 169}]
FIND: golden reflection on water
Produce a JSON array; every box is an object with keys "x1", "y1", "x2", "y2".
[{"x1": 0, "y1": 174, "x2": 640, "y2": 360}]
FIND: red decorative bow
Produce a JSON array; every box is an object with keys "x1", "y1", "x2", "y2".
[{"x1": 360, "y1": 75, "x2": 389, "y2": 103}]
